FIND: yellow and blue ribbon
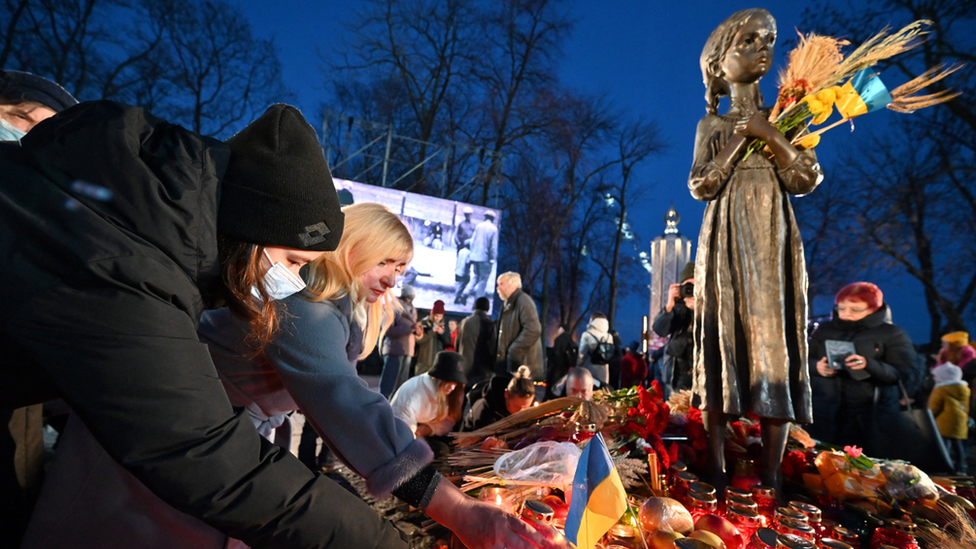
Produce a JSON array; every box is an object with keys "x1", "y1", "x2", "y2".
[{"x1": 835, "y1": 68, "x2": 893, "y2": 119}]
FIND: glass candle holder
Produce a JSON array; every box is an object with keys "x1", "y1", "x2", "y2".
[
  {"x1": 605, "y1": 523, "x2": 639, "y2": 549},
  {"x1": 727, "y1": 505, "x2": 762, "y2": 546},
  {"x1": 774, "y1": 507, "x2": 807, "y2": 525},
  {"x1": 775, "y1": 518, "x2": 815, "y2": 541},
  {"x1": 728, "y1": 495, "x2": 758, "y2": 513},
  {"x1": 774, "y1": 533, "x2": 816, "y2": 549},
  {"x1": 870, "y1": 519, "x2": 918, "y2": 549},
  {"x1": 726, "y1": 487, "x2": 755, "y2": 501},
  {"x1": 690, "y1": 481, "x2": 717, "y2": 499},
  {"x1": 825, "y1": 523, "x2": 859, "y2": 546},
  {"x1": 672, "y1": 471, "x2": 699, "y2": 504},
  {"x1": 747, "y1": 528, "x2": 780, "y2": 549},
  {"x1": 751, "y1": 485, "x2": 777, "y2": 518},
  {"x1": 478, "y1": 486, "x2": 519, "y2": 514},
  {"x1": 571, "y1": 422, "x2": 597, "y2": 444},
  {"x1": 788, "y1": 501, "x2": 824, "y2": 540},
  {"x1": 686, "y1": 493, "x2": 719, "y2": 523},
  {"x1": 520, "y1": 499, "x2": 566, "y2": 545},
  {"x1": 820, "y1": 539, "x2": 853, "y2": 549}
]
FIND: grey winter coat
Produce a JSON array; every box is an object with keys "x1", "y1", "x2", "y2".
[{"x1": 496, "y1": 288, "x2": 544, "y2": 381}]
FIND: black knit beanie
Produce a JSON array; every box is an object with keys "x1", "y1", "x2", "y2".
[
  {"x1": 218, "y1": 104, "x2": 343, "y2": 252},
  {"x1": 428, "y1": 351, "x2": 467, "y2": 385},
  {"x1": 0, "y1": 70, "x2": 78, "y2": 112}
]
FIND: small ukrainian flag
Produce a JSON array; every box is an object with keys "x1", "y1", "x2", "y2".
[
  {"x1": 835, "y1": 68, "x2": 893, "y2": 119},
  {"x1": 564, "y1": 433, "x2": 627, "y2": 548}
]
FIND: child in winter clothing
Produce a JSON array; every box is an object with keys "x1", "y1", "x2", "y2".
[{"x1": 929, "y1": 362, "x2": 971, "y2": 474}]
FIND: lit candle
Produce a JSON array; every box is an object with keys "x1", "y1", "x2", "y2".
[{"x1": 479, "y1": 486, "x2": 518, "y2": 514}]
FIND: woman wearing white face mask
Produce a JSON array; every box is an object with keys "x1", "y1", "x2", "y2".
[
  {"x1": 11, "y1": 103, "x2": 411, "y2": 549},
  {"x1": 199, "y1": 203, "x2": 550, "y2": 549}
]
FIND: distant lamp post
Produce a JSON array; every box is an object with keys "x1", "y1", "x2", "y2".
[{"x1": 642, "y1": 315, "x2": 649, "y2": 354}]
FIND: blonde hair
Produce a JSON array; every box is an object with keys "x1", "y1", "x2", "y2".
[
  {"x1": 306, "y1": 203, "x2": 413, "y2": 358},
  {"x1": 700, "y1": 8, "x2": 775, "y2": 114}
]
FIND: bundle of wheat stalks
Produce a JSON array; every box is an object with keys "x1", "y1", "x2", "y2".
[
  {"x1": 918, "y1": 505, "x2": 976, "y2": 549},
  {"x1": 748, "y1": 19, "x2": 961, "y2": 158}
]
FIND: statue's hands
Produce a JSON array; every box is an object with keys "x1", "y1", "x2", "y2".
[
  {"x1": 734, "y1": 111, "x2": 777, "y2": 141},
  {"x1": 815, "y1": 357, "x2": 835, "y2": 377}
]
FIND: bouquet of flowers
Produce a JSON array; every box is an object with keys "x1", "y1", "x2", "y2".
[
  {"x1": 604, "y1": 383, "x2": 677, "y2": 474},
  {"x1": 814, "y1": 445, "x2": 886, "y2": 500},
  {"x1": 744, "y1": 20, "x2": 961, "y2": 159}
]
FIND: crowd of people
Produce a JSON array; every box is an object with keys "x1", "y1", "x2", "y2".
[{"x1": 3, "y1": 66, "x2": 975, "y2": 549}]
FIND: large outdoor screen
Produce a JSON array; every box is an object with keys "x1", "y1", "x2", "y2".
[{"x1": 333, "y1": 178, "x2": 501, "y2": 315}]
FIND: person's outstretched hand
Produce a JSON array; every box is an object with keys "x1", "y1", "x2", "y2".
[{"x1": 425, "y1": 478, "x2": 570, "y2": 549}]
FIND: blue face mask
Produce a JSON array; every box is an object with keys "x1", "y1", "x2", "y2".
[{"x1": 0, "y1": 119, "x2": 27, "y2": 142}]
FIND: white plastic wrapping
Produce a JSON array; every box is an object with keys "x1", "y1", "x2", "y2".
[{"x1": 493, "y1": 441, "x2": 582, "y2": 492}]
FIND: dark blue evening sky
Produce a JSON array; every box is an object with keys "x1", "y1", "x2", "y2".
[{"x1": 237, "y1": 1, "x2": 930, "y2": 345}]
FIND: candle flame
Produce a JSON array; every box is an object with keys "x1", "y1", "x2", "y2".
[{"x1": 496, "y1": 494, "x2": 502, "y2": 506}]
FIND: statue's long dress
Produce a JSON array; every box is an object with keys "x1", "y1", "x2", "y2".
[{"x1": 688, "y1": 113, "x2": 823, "y2": 423}]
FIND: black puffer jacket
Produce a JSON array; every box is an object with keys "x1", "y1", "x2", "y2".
[
  {"x1": 807, "y1": 304, "x2": 918, "y2": 444},
  {"x1": 0, "y1": 102, "x2": 405, "y2": 549}
]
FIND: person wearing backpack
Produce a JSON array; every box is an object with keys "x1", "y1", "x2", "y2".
[{"x1": 577, "y1": 312, "x2": 614, "y2": 384}]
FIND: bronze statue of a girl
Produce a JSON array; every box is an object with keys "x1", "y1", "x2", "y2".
[{"x1": 689, "y1": 8, "x2": 823, "y2": 493}]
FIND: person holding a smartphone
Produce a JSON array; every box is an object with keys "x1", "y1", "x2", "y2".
[
  {"x1": 807, "y1": 282, "x2": 919, "y2": 447},
  {"x1": 652, "y1": 262, "x2": 697, "y2": 395}
]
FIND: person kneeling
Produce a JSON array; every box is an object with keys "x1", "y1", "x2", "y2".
[
  {"x1": 463, "y1": 366, "x2": 536, "y2": 431},
  {"x1": 391, "y1": 352, "x2": 466, "y2": 454}
]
